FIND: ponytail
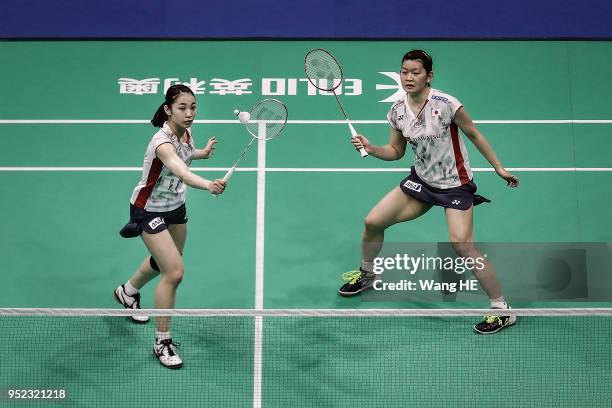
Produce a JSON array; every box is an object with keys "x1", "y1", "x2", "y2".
[
  {"x1": 151, "y1": 103, "x2": 168, "y2": 128},
  {"x1": 150, "y1": 84, "x2": 196, "y2": 128}
]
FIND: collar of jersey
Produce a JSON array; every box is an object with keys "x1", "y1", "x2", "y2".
[
  {"x1": 161, "y1": 122, "x2": 178, "y2": 140},
  {"x1": 404, "y1": 88, "x2": 434, "y2": 120}
]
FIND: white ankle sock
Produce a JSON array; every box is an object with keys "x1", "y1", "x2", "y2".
[
  {"x1": 361, "y1": 260, "x2": 374, "y2": 273},
  {"x1": 156, "y1": 331, "x2": 171, "y2": 342},
  {"x1": 123, "y1": 281, "x2": 139, "y2": 296},
  {"x1": 490, "y1": 296, "x2": 508, "y2": 309}
]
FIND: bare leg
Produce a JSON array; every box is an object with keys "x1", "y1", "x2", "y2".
[
  {"x1": 127, "y1": 257, "x2": 159, "y2": 289},
  {"x1": 140, "y1": 224, "x2": 186, "y2": 332},
  {"x1": 127, "y1": 223, "x2": 187, "y2": 289},
  {"x1": 444, "y1": 207, "x2": 502, "y2": 300},
  {"x1": 362, "y1": 187, "x2": 432, "y2": 267}
]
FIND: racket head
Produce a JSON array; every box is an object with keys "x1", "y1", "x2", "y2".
[
  {"x1": 246, "y1": 98, "x2": 288, "y2": 141},
  {"x1": 304, "y1": 48, "x2": 343, "y2": 92}
]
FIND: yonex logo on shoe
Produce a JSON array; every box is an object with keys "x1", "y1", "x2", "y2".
[
  {"x1": 148, "y1": 217, "x2": 165, "y2": 230},
  {"x1": 452, "y1": 200, "x2": 461, "y2": 205},
  {"x1": 403, "y1": 180, "x2": 422, "y2": 192}
]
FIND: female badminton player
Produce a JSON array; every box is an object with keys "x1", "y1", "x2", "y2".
[
  {"x1": 114, "y1": 84, "x2": 226, "y2": 368},
  {"x1": 338, "y1": 50, "x2": 520, "y2": 335}
]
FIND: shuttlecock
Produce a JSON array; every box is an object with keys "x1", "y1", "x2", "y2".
[{"x1": 238, "y1": 111, "x2": 250, "y2": 124}]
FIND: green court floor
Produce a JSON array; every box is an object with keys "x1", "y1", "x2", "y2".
[{"x1": 1, "y1": 40, "x2": 611, "y2": 407}]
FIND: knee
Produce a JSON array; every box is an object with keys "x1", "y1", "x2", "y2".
[
  {"x1": 149, "y1": 256, "x2": 160, "y2": 272},
  {"x1": 162, "y1": 263, "x2": 184, "y2": 286},
  {"x1": 450, "y1": 238, "x2": 474, "y2": 258},
  {"x1": 364, "y1": 214, "x2": 386, "y2": 233}
]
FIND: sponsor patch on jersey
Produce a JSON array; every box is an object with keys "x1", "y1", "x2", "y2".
[
  {"x1": 431, "y1": 95, "x2": 449, "y2": 103},
  {"x1": 403, "y1": 180, "x2": 422, "y2": 192},
  {"x1": 411, "y1": 119, "x2": 425, "y2": 128},
  {"x1": 148, "y1": 217, "x2": 165, "y2": 230}
]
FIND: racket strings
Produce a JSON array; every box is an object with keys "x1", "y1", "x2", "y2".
[
  {"x1": 304, "y1": 49, "x2": 343, "y2": 91},
  {"x1": 247, "y1": 100, "x2": 288, "y2": 140}
]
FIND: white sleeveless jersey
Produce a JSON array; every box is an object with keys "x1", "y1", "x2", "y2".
[
  {"x1": 130, "y1": 122, "x2": 195, "y2": 211},
  {"x1": 387, "y1": 89, "x2": 472, "y2": 189}
]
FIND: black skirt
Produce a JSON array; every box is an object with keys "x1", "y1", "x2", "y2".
[
  {"x1": 119, "y1": 204, "x2": 188, "y2": 238},
  {"x1": 399, "y1": 167, "x2": 490, "y2": 211}
]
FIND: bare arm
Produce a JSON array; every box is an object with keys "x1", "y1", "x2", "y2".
[
  {"x1": 454, "y1": 106, "x2": 519, "y2": 187},
  {"x1": 156, "y1": 143, "x2": 225, "y2": 193},
  {"x1": 351, "y1": 128, "x2": 407, "y2": 161}
]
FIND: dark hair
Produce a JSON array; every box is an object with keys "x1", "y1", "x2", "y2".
[
  {"x1": 151, "y1": 84, "x2": 196, "y2": 128},
  {"x1": 401, "y1": 49, "x2": 433, "y2": 73}
]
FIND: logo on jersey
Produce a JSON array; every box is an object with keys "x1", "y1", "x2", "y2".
[
  {"x1": 148, "y1": 217, "x2": 165, "y2": 230},
  {"x1": 432, "y1": 108, "x2": 441, "y2": 118},
  {"x1": 431, "y1": 95, "x2": 449, "y2": 103},
  {"x1": 411, "y1": 119, "x2": 425, "y2": 128},
  {"x1": 403, "y1": 180, "x2": 422, "y2": 192}
]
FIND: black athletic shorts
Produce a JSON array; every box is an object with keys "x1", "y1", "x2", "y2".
[
  {"x1": 119, "y1": 204, "x2": 188, "y2": 238},
  {"x1": 399, "y1": 167, "x2": 490, "y2": 211}
]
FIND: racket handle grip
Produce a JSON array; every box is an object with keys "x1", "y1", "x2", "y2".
[
  {"x1": 212, "y1": 167, "x2": 236, "y2": 198},
  {"x1": 348, "y1": 122, "x2": 368, "y2": 158},
  {"x1": 347, "y1": 121, "x2": 358, "y2": 137},
  {"x1": 223, "y1": 167, "x2": 236, "y2": 182}
]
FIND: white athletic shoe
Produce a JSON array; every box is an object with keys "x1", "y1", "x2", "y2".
[
  {"x1": 113, "y1": 284, "x2": 149, "y2": 323},
  {"x1": 153, "y1": 339, "x2": 183, "y2": 369}
]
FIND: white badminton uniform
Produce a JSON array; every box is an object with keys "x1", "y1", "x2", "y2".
[
  {"x1": 387, "y1": 89, "x2": 472, "y2": 189},
  {"x1": 131, "y1": 122, "x2": 195, "y2": 211}
]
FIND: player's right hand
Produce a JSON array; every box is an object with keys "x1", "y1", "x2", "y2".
[
  {"x1": 209, "y1": 179, "x2": 226, "y2": 194},
  {"x1": 351, "y1": 135, "x2": 371, "y2": 152}
]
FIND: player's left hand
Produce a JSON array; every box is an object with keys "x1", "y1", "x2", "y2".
[
  {"x1": 201, "y1": 137, "x2": 217, "y2": 159},
  {"x1": 495, "y1": 167, "x2": 519, "y2": 188}
]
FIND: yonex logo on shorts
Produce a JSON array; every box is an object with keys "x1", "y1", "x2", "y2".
[
  {"x1": 403, "y1": 180, "x2": 422, "y2": 192},
  {"x1": 148, "y1": 217, "x2": 165, "y2": 230},
  {"x1": 452, "y1": 200, "x2": 461, "y2": 205}
]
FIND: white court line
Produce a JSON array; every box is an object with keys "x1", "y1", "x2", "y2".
[
  {"x1": 1, "y1": 167, "x2": 611, "y2": 172},
  {"x1": 0, "y1": 119, "x2": 612, "y2": 125},
  {"x1": 253, "y1": 121, "x2": 266, "y2": 408},
  {"x1": 255, "y1": 126, "x2": 267, "y2": 310}
]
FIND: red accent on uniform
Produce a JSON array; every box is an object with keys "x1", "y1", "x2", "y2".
[
  {"x1": 450, "y1": 123, "x2": 470, "y2": 184},
  {"x1": 134, "y1": 158, "x2": 163, "y2": 208}
]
